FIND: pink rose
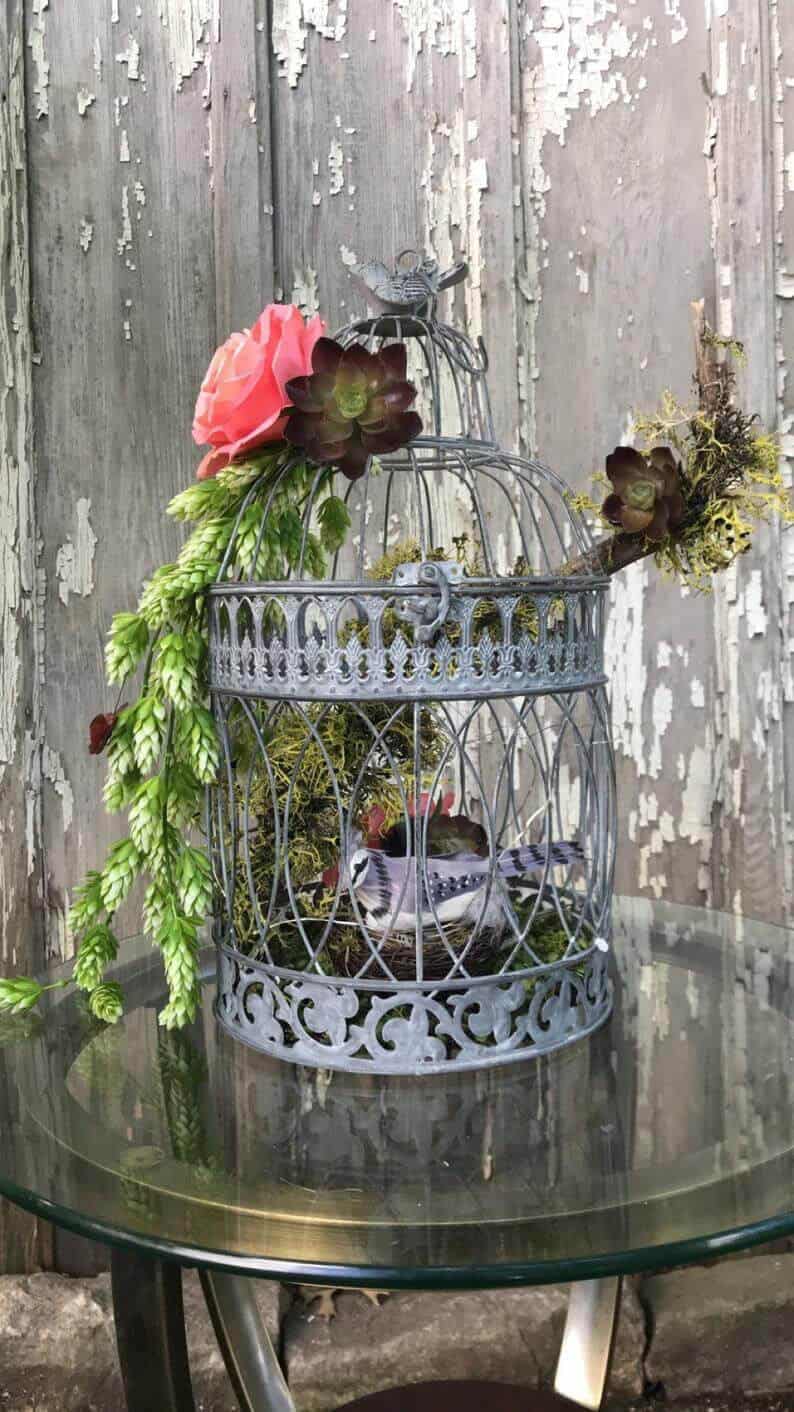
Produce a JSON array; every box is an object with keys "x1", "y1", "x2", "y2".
[{"x1": 192, "y1": 304, "x2": 325, "y2": 480}]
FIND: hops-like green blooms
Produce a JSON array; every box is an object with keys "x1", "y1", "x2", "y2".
[
  {"x1": 100, "y1": 838, "x2": 142, "y2": 913},
  {"x1": 103, "y1": 771, "x2": 141, "y2": 815},
  {"x1": 68, "y1": 870, "x2": 105, "y2": 936},
  {"x1": 284, "y1": 339, "x2": 422, "y2": 481},
  {"x1": 89, "y1": 982, "x2": 124, "y2": 1025},
  {"x1": 0, "y1": 977, "x2": 47, "y2": 1016},
  {"x1": 74, "y1": 925, "x2": 119, "y2": 993},
  {"x1": 132, "y1": 695, "x2": 168, "y2": 773},
  {"x1": 128, "y1": 778, "x2": 164, "y2": 853},
  {"x1": 105, "y1": 707, "x2": 138, "y2": 783},
  {"x1": 105, "y1": 613, "x2": 149, "y2": 684},
  {"x1": 317, "y1": 494, "x2": 352, "y2": 553},
  {"x1": 178, "y1": 845, "x2": 213, "y2": 921},
  {"x1": 156, "y1": 632, "x2": 202, "y2": 713},
  {"x1": 177, "y1": 706, "x2": 219, "y2": 784},
  {"x1": 157, "y1": 908, "x2": 200, "y2": 1030}
]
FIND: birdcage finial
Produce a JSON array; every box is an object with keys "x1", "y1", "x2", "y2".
[{"x1": 349, "y1": 248, "x2": 468, "y2": 315}]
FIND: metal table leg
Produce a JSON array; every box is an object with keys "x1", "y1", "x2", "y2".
[
  {"x1": 200, "y1": 1269, "x2": 295, "y2": 1412},
  {"x1": 553, "y1": 1275, "x2": 622, "y2": 1410},
  {"x1": 110, "y1": 1247, "x2": 196, "y2": 1411}
]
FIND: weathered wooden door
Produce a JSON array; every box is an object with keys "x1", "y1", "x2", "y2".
[{"x1": 1, "y1": 0, "x2": 792, "y2": 1273}]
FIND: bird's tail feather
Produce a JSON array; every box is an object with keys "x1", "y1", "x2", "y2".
[{"x1": 498, "y1": 841, "x2": 585, "y2": 876}]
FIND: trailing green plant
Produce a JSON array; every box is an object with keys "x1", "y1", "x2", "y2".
[{"x1": 0, "y1": 450, "x2": 349, "y2": 1029}]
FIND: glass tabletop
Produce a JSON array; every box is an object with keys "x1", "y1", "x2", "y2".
[{"x1": 2, "y1": 897, "x2": 794, "y2": 1288}]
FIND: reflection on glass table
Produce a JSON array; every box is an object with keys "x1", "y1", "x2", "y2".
[{"x1": 1, "y1": 898, "x2": 794, "y2": 1411}]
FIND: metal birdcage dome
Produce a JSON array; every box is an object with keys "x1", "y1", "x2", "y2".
[{"x1": 208, "y1": 254, "x2": 615, "y2": 1075}]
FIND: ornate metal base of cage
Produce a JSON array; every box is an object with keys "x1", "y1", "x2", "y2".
[{"x1": 214, "y1": 938, "x2": 614, "y2": 1076}]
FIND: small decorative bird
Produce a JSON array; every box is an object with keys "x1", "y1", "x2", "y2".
[
  {"x1": 347, "y1": 841, "x2": 585, "y2": 934},
  {"x1": 349, "y1": 250, "x2": 469, "y2": 315}
]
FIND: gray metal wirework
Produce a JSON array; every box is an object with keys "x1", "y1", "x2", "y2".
[{"x1": 209, "y1": 255, "x2": 615, "y2": 1074}]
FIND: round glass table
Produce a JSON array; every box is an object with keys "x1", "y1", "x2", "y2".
[{"x1": 2, "y1": 898, "x2": 794, "y2": 1411}]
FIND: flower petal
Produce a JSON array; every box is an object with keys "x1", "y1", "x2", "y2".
[
  {"x1": 312, "y1": 337, "x2": 344, "y2": 378},
  {"x1": 196, "y1": 446, "x2": 232, "y2": 481},
  {"x1": 377, "y1": 342, "x2": 408, "y2": 382},
  {"x1": 284, "y1": 375, "x2": 324, "y2": 412},
  {"x1": 601, "y1": 493, "x2": 624, "y2": 527},
  {"x1": 605, "y1": 446, "x2": 646, "y2": 493},
  {"x1": 620, "y1": 504, "x2": 655, "y2": 534},
  {"x1": 337, "y1": 441, "x2": 370, "y2": 479}
]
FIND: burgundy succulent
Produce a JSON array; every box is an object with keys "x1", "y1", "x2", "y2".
[
  {"x1": 284, "y1": 338, "x2": 422, "y2": 480},
  {"x1": 602, "y1": 446, "x2": 686, "y2": 542}
]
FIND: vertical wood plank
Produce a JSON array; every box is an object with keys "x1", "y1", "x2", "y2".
[
  {"x1": 210, "y1": 0, "x2": 276, "y2": 334},
  {"x1": 707, "y1": 0, "x2": 789, "y2": 922},
  {"x1": 773, "y1": 0, "x2": 794, "y2": 918},
  {"x1": 267, "y1": 1, "x2": 518, "y2": 446},
  {"x1": 23, "y1": 1, "x2": 217, "y2": 960},
  {"x1": 514, "y1": 0, "x2": 720, "y2": 908},
  {"x1": 0, "y1": 0, "x2": 53, "y2": 1274}
]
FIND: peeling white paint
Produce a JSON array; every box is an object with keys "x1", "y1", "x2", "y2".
[
  {"x1": 115, "y1": 35, "x2": 142, "y2": 81},
  {"x1": 649, "y1": 683, "x2": 673, "y2": 779},
  {"x1": 272, "y1": 0, "x2": 348, "y2": 88},
  {"x1": 744, "y1": 569, "x2": 768, "y2": 638},
  {"x1": 392, "y1": 0, "x2": 478, "y2": 93},
  {"x1": 42, "y1": 743, "x2": 74, "y2": 835},
  {"x1": 117, "y1": 185, "x2": 133, "y2": 256},
  {"x1": 605, "y1": 560, "x2": 647, "y2": 775},
  {"x1": 328, "y1": 137, "x2": 344, "y2": 195},
  {"x1": 291, "y1": 266, "x2": 320, "y2": 318},
  {"x1": 55, "y1": 499, "x2": 97, "y2": 606},
  {"x1": 158, "y1": 0, "x2": 216, "y2": 89},
  {"x1": 79, "y1": 219, "x2": 94, "y2": 253},
  {"x1": 77, "y1": 86, "x2": 96, "y2": 117},
  {"x1": 119, "y1": 130, "x2": 131, "y2": 163},
  {"x1": 28, "y1": 0, "x2": 50, "y2": 120}
]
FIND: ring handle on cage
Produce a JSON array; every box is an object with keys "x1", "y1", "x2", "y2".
[{"x1": 391, "y1": 560, "x2": 462, "y2": 643}]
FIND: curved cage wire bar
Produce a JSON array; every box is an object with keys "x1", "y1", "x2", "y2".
[{"x1": 208, "y1": 267, "x2": 616, "y2": 1074}]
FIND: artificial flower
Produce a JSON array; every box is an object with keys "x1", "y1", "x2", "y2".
[
  {"x1": 602, "y1": 445, "x2": 686, "y2": 542},
  {"x1": 193, "y1": 304, "x2": 325, "y2": 480},
  {"x1": 284, "y1": 338, "x2": 422, "y2": 480}
]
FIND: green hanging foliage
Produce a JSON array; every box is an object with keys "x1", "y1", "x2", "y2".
[{"x1": 0, "y1": 450, "x2": 335, "y2": 1029}]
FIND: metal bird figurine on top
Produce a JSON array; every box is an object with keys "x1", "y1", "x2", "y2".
[
  {"x1": 350, "y1": 249, "x2": 469, "y2": 315},
  {"x1": 209, "y1": 248, "x2": 615, "y2": 1075}
]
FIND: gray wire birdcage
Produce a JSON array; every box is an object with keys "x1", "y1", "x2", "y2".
[{"x1": 208, "y1": 253, "x2": 615, "y2": 1075}]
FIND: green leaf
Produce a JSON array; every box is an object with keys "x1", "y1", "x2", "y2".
[{"x1": 317, "y1": 494, "x2": 351, "y2": 553}]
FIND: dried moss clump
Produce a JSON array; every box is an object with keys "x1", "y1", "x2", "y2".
[{"x1": 229, "y1": 698, "x2": 445, "y2": 956}]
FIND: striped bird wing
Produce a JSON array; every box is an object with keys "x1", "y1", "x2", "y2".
[
  {"x1": 359, "y1": 851, "x2": 486, "y2": 923},
  {"x1": 497, "y1": 841, "x2": 584, "y2": 877}
]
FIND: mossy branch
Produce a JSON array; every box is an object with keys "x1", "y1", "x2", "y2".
[{"x1": 558, "y1": 301, "x2": 791, "y2": 585}]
